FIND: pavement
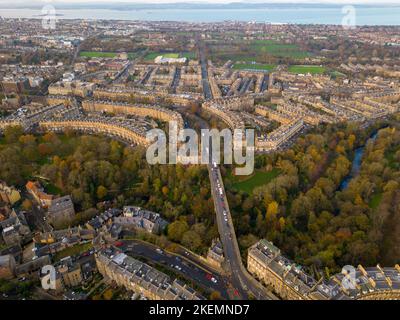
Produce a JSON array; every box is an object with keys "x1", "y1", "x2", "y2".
[
  {"x1": 197, "y1": 38, "x2": 213, "y2": 100},
  {"x1": 195, "y1": 37, "x2": 277, "y2": 300},
  {"x1": 117, "y1": 239, "x2": 230, "y2": 299},
  {"x1": 208, "y1": 162, "x2": 277, "y2": 300},
  {"x1": 23, "y1": 191, "x2": 53, "y2": 233}
]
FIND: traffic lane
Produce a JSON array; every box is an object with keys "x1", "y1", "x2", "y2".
[
  {"x1": 25, "y1": 203, "x2": 52, "y2": 233},
  {"x1": 211, "y1": 166, "x2": 272, "y2": 299},
  {"x1": 119, "y1": 241, "x2": 229, "y2": 298},
  {"x1": 127, "y1": 245, "x2": 228, "y2": 298},
  {"x1": 209, "y1": 167, "x2": 248, "y2": 299},
  {"x1": 215, "y1": 185, "x2": 268, "y2": 299},
  {"x1": 213, "y1": 205, "x2": 246, "y2": 295},
  {"x1": 173, "y1": 246, "x2": 222, "y2": 276}
]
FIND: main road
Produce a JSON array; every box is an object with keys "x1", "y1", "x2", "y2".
[
  {"x1": 196, "y1": 38, "x2": 277, "y2": 300},
  {"x1": 117, "y1": 239, "x2": 231, "y2": 299}
]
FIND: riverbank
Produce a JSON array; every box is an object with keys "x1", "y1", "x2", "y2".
[{"x1": 339, "y1": 130, "x2": 379, "y2": 191}]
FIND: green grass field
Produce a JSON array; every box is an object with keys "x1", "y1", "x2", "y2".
[
  {"x1": 163, "y1": 53, "x2": 180, "y2": 58},
  {"x1": 144, "y1": 52, "x2": 181, "y2": 60},
  {"x1": 80, "y1": 51, "x2": 118, "y2": 58},
  {"x1": 144, "y1": 52, "x2": 196, "y2": 61},
  {"x1": 80, "y1": 51, "x2": 140, "y2": 60},
  {"x1": 127, "y1": 52, "x2": 139, "y2": 60},
  {"x1": 181, "y1": 52, "x2": 197, "y2": 59},
  {"x1": 251, "y1": 40, "x2": 311, "y2": 59},
  {"x1": 144, "y1": 52, "x2": 160, "y2": 61},
  {"x1": 288, "y1": 65, "x2": 326, "y2": 75},
  {"x1": 209, "y1": 40, "x2": 310, "y2": 63},
  {"x1": 232, "y1": 168, "x2": 281, "y2": 194},
  {"x1": 233, "y1": 63, "x2": 276, "y2": 71}
]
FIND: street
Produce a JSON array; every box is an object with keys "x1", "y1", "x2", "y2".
[
  {"x1": 117, "y1": 240, "x2": 230, "y2": 299},
  {"x1": 194, "y1": 36, "x2": 276, "y2": 300}
]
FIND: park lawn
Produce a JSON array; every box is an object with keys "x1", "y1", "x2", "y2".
[
  {"x1": 288, "y1": 65, "x2": 326, "y2": 75},
  {"x1": 128, "y1": 52, "x2": 139, "y2": 60},
  {"x1": 144, "y1": 52, "x2": 161, "y2": 60},
  {"x1": 369, "y1": 193, "x2": 383, "y2": 210},
  {"x1": 53, "y1": 242, "x2": 93, "y2": 261},
  {"x1": 232, "y1": 168, "x2": 281, "y2": 194},
  {"x1": 144, "y1": 52, "x2": 180, "y2": 60},
  {"x1": 163, "y1": 53, "x2": 180, "y2": 58},
  {"x1": 288, "y1": 65, "x2": 326, "y2": 74},
  {"x1": 80, "y1": 51, "x2": 117, "y2": 58},
  {"x1": 181, "y1": 52, "x2": 196, "y2": 59},
  {"x1": 233, "y1": 63, "x2": 276, "y2": 71},
  {"x1": 80, "y1": 51, "x2": 142, "y2": 60},
  {"x1": 251, "y1": 40, "x2": 311, "y2": 59},
  {"x1": 214, "y1": 54, "x2": 258, "y2": 62}
]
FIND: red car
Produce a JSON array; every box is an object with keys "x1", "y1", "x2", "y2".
[{"x1": 114, "y1": 241, "x2": 124, "y2": 247}]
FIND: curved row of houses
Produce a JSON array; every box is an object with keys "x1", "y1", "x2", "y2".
[
  {"x1": 202, "y1": 97, "x2": 252, "y2": 131},
  {"x1": 203, "y1": 97, "x2": 305, "y2": 152},
  {"x1": 248, "y1": 239, "x2": 400, "y2": 300},
  {"x1": 40, "y1": 118, "x2": 151, "y2": 147},
  {"x1": 82, "y1": 99, "x2": 184, "y2": 130}
]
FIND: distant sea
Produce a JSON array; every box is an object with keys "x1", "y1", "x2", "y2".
[{"x1": 0, "y1": 5, "x2": 400, "y2": 25}]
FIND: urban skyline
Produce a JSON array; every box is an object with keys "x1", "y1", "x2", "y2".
[{"x1": 0, "y1": 1, "x2": 399, "y2": 310}]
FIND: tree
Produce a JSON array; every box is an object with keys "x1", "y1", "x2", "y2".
[
  {"x1": 97, "y1": 185, "x2": 108, "y2": 199},
  {"x1": 19, "y1": 134, "x2": 35, "y2": 145},
  {"x1": 167, "y1": 220, "x2": 189, "y2": 242},
  {"x1": 181, "y1": 230, "x2": 202, "y2": 252},
  {"x1": 278, "y1": 217, "x2": 286, "y2": 231},
  {"x1": 4, "y1": 126, "x2": 23, "y2": 143},
  {"x1": 161, "y1": 186, "x2": 169, "y2": 197},
  {"x1": 266, "y1": 201, "x2": 279, "y2": 222},
  {"x1": 22, "y1": 199, "x2": 33, "y2": 211},
  {"x1": 209, "y1": 291, "x2": 222, "y2": 300},
  {"x1": 103, "y1": 289, "x2": 114, "y2": 300}
]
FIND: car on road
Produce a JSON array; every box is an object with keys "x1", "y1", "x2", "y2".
[
  {"x1": 156, "y1": 248, "x2": 163, "y2": 254},
  {"x1": 211, "y1": 277, "x2": 218, "y2": 283},
  {"x1": 175, "y1": 265, "x2": 182, "y2": 271}
]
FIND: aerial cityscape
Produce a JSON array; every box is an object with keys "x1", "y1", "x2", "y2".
[{"x1": 0, "y1": 1, "x2": 400, "y2": 308}]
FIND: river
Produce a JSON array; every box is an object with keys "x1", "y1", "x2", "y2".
[{"x1": 339, "y1": 131, "x2": 379, "y2": 191}]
